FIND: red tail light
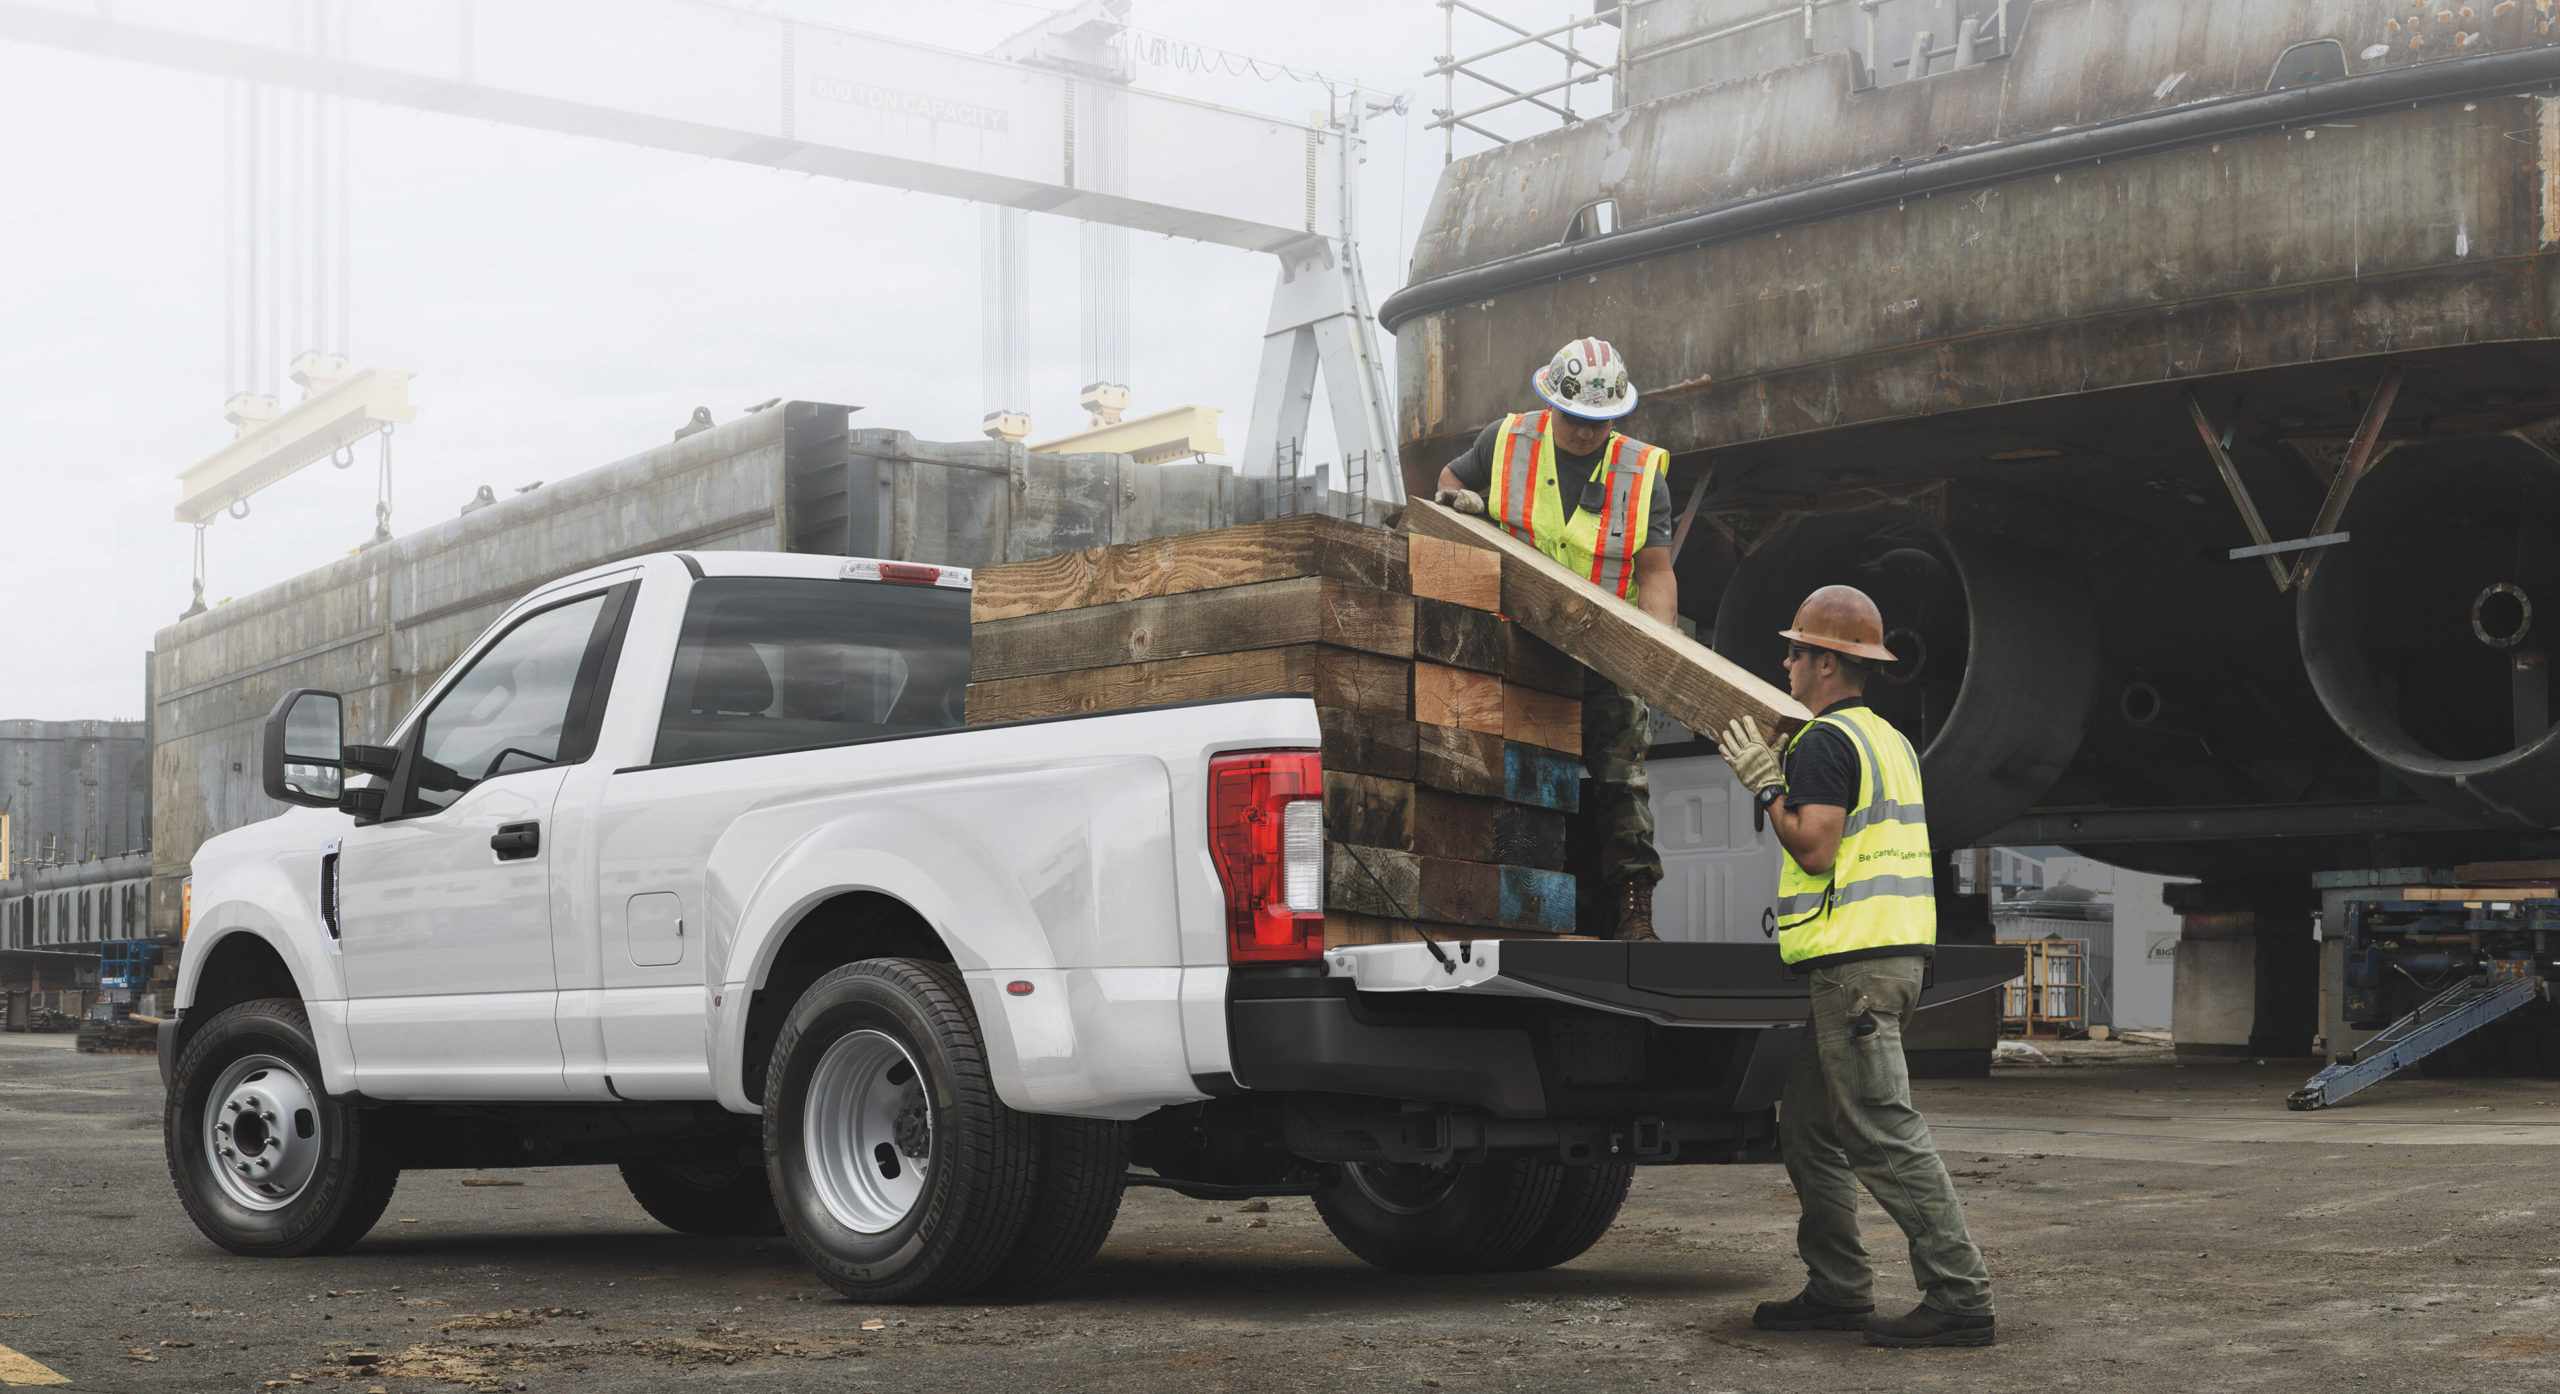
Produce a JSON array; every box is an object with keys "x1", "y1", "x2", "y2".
[
  {"x1": 878, "y1": 562, "x2": 942, "y2": 585},
  {"x1": 1207, "y1": 750, "x2": 1325, "y2": 963}
]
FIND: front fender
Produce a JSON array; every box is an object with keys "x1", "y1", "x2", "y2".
[{"x1": 173, "y1": 920, "x2": 356, "y2": 1094}]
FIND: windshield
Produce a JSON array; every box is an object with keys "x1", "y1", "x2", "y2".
[{"x1": 652, "y1": 576, "x2": 970, "y2": 765}]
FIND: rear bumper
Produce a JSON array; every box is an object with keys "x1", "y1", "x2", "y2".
[
  {"x1": 1225, "y1": 971, "x2": 1798, "y2": 1122},
  {"x1": 1320, "y1": 939, "x2": 2026, "y2": 1025}
]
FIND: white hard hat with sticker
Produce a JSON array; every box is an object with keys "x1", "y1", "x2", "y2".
[{"x1": 1532, "y1": 337, "x2": 1637, "y2": 420}]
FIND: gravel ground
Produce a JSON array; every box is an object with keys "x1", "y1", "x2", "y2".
[{"x1": 2, "y1": 1033, "x2": 2554, "y2": 1393}]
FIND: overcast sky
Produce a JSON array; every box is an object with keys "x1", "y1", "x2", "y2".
[{"x1": 0, "y1": 0, "x2": 1608, "y2": 720}]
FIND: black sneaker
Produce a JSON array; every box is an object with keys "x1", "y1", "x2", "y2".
[
  {"x1": 1750, "y1": 1291, "x2": 1875, "y2": 1331},
  {"x1": 1862, "y1": 1303, "x2": 1996, "y2": 1347}
]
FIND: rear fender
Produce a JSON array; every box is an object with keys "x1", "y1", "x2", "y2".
[{"x1": 705, "y1": 765, "x2": 1196, "y2": 1117}]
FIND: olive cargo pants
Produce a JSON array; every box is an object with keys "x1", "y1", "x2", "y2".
[
  {"x1": 1780, "y1": 954, "x2": 1993, "y2": 1316},
  {"x1": 1583, "y1": 674, "x2": 1661, "y2": 888}
]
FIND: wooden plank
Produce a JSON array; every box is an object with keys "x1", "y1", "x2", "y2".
[
  {"x1": 970, "y1": 576, "x2": 1411, "y2": 681},
  {"x1": 1412, "y1": 596, "x2": 1506, "y2": 674},
  {"x1": 1497, "y1": 864, "x2": 1579, "y2": 932},
  {"x1": 1409, "y1": 787, "x2": 1496, "y2": 862},
  {"x1": 1321, "y1": 708, "x2": 1415, "y2": 782},
  {"x1": 1412, "y1": 661, "x2": 1503, "y2": 734},
  {"x1": 1504, "y1": 625, "x2": 1585, "y2": 698},
  {"x1": 1492, "y1": 803, "x2": 1572, "y2": 871},
  {"x1": 1415, "y1": 722, "x2": 1505, "y2": 799},
  {"x1": 1328, "y1": 843, "x2": 1420, "y2": 920},
  {"x1": 1505, "y1": 743, "x2": 1582, "y2": 813},
  {"x1": 1418, "y1": 856, "x2": 1506, "y2": 928},
  {"x1": 1419, "y1": 858, "x2": 1577, "y2": 932},
  {"x1": 1325, "y1": 772, "x2": 1414, "y2": 851},
  {"x1": 1403, "y1": 497, "x2": 1809, "y2": 737},
  {"x1": 1503, "y1": 682, "x2": 1581, "y2": 755},
  {"x1": 1326, "y1": 845, "x2": 1576, "y2": 931},
  {"x1": 972, "y1": 513, "x2": 1406, "y2": 621},
  {"x1": 1315, "y1": 648, "x2": 1413, "y2": 717},
  {"x1": 1324, "y1": 912, "x2": 1591, "y2": 947},
  {"x1": 1412, "y1": 789, "x2": 1569, "y2": 870},
  {"x1": 1406, "y1": 530, "x2": 1501, "y2": 610},
  {"x1": 968, "y1": 644, "x2": 1407, "y2": 724}
]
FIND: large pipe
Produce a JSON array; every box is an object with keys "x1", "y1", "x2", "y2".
[
  {"x1": 2298, "y1": 437, "x2": 2560, "y2": 828},
  {"x1": 1712, "y1": 503, "x2": 2095, "y2": 848}
]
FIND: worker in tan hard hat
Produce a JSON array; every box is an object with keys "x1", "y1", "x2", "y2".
[
  {"x1": 1716, "y1": 585, "x2": 1996, "y2": 1348},
  {"x1": 1432, "y1": 337, "x2": 1675, "y2": 941}
]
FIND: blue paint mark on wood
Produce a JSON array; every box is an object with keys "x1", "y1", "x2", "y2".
[
  {"x1": 1500, "y1": 865, "x2": 1578, "y2": 931},
  {"x1": 1505, "y1": 743, "x2": 1581, "y2": 813}
]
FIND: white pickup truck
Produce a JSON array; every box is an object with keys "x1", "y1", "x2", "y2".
[{"x1": 162, "y1": 548, "x2": 2014, "y2": 1301}]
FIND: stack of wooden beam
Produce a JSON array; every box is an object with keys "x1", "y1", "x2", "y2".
[{"x1": 966, "y1": 513, "x2": 1590, "y2": 945}]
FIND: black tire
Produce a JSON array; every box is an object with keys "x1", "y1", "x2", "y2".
[
  {"x1": 619, "y1": 1159, "x2": 784, "y2": 1236},
  {"x1": 1499, "y1": 1161, "x2": 1633, "y2": 1270},
  {"x1": 1312, "y1": 1158, "x2": 1561, "y2": 1274},
  {"x1": 164, "y1": 998, "x2": 399, "y2": 1258},
  {"x1": 979, "y1": 1116, "x2": 1130, "y2": 1299},
  {"x1": 764, "y1": 959, "x2": 1037, "y2": 1303}
]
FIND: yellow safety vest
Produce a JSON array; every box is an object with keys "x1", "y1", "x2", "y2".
[
  {"x1": 1774, "y1": 705, "x2": 1937, "y2": 966},
  {"x1": 1483, "y1": 410, "x2": 1666, "y2": 605}
]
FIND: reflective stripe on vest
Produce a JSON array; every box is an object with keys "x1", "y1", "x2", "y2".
[
  {"x1": 1483, "y1": 411, "x2": 1665, "y2": 605},
  {"x1": 1773, "y1": 706, "x2": 1937, "y2": 965}
]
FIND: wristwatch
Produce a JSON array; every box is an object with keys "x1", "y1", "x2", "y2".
[{"x1": 1752, "y1": 783, "x2": 1782, "y2": 830}]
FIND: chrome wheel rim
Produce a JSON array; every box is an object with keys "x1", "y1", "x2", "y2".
[
  {"x1": 1343, "y1": 1161, "x2": 1463, "y2": 1216},
  {"x1": 803, "y1": 1029, "x2": 930, "y2": 1234},
  {"x1": 203, "y1": 1053, "x2": 323, "y2": 1211}
]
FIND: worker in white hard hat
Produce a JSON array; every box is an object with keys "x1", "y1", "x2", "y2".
[{"x1": 1433, "y1": 337, "x2": 1675, "y2": 941}]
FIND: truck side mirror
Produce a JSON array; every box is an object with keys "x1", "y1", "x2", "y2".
[{"x1": 262, "y1": 689, "x2": 345, "y2": 808}]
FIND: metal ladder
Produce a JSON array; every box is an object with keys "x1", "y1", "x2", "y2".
[{"x1": 2288, "y1": 966, "x2": 2544, "y2": 1110}]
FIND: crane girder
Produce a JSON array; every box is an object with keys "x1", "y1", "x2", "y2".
[
  {"x1": 4, "y1": 0, "x2": 1402, "y2": 496},
  {"x1": 0, "y1": 0, "x2": 1332, "y2": 254}
]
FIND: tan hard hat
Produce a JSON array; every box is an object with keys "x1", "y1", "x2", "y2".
[{"x1": 1780, "y1": 584, "x2": 1899, "y2": 663}]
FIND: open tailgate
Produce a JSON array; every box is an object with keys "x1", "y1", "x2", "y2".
[{"x1": 1323, "y1": 940, "x2": 2025, "y2": 1028}]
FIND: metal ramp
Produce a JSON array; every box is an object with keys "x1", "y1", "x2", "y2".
[{"x1": 2288, "y1": 967, "x2": 2545, "y2": 1111}]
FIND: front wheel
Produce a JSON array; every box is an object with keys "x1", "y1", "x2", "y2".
[
  {"x1": 764, "y1": 959, "x2": 1037, "y2": 1303},
  {"x1": 164, "y1": 998, "x2": 399, "y2": 1257},
  {"x1": 1312, "y1": 1158, "x2": 1560, "y2": 1273}
]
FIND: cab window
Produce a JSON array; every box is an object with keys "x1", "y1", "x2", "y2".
[
  {"x1": 652, "y1": 577, "x2": 969, "y2": 765},
  {"x1": 403, "y1": 592, "x2": 612, "y2": 814}
]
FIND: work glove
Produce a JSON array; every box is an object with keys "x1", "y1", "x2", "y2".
[
  {"x1": 1433, "y1": 487, "x2": 1487, "y2": 517},
  {"x1": 1718, "y1": 717, "x2": 1784, "y2": 794}
]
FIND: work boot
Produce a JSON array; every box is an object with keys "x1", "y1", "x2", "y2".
[
  {"x1": 1750, "y1": 1290, "x2": 1874, "y2": 1331},
  {"x1": 1862, "y1": 1304, "x2": 1996, "y2": 1348},
  {"x1": 1610, "y1": 879, "x2": 1659, "y2": 942}
]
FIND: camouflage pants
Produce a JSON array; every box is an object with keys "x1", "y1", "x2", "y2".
[{"x1": 1584, "y1": 674, "x2": 1661, "y2": 888}]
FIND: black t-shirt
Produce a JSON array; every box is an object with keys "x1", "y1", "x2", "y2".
[
  {"x1": 1445, "y1": 419, "x2": 1676, "y2": 550},
  {"x1": 1783, "y1": 697, "x2": 1867, "y2": 810}
]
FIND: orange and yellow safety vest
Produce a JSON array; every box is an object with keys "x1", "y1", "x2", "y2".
[{"x1": 1482, "y1": 410, "x2": 1666, "y2": 606}]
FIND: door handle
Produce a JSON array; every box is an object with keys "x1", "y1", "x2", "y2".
[{"x1": 491, "y1": 822, "x2": 541, "y2": 860}]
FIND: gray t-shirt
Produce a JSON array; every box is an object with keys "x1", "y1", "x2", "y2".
[{"x1": 1445, "y1": 419, "x2": 1675, "y2": 549}]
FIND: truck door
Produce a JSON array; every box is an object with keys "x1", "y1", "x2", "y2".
[{"x1": 336, "y1": 584, "x2": 633, "y2": 1099}]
